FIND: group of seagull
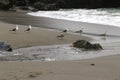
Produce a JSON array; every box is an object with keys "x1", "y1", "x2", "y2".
[
  {"x1": 56, "y1": 27, "x2": 84, "y2": 40},
  {"x1": 9, "y1": 25, "x2": 32, "y2": 32},
  {"x1": 10, "y1": 25, "x2": 107, "y2": 40},
  {"x1": 56, "y1": 27, "x2": 107, "y2": 40}
]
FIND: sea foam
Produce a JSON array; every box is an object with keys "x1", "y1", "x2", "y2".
[{"x1": 28, "y1": 8, "x2": 120, "y2": 27}]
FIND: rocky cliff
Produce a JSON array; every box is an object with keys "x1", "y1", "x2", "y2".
[{"x1": 0, "y1": 0, "x2": 120, "y2": 10}]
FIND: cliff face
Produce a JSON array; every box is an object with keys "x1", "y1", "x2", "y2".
[{"x1": 0, "y1": 0, "x2": 120, "y2": 10}]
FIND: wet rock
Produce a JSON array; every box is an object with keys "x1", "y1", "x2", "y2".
[
  {"x1": 92, "y1": 44, "x2": 103, "y2": 50},
  {"x1": 91, "y1": 63, "x2": 95, "y2": 66},
  {"x1": 0, "y1": 42, "x2": 12, "y2": 52},
  {"x1": 73, "y1": 40, "x2": 103, "y2": 50}
]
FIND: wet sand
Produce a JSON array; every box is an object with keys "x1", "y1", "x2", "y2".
[
  {"x1": 0, "y1": 21, "x2": 90, "y2": 49},
  {"x1": 0, "y1": 55, "x2": 120, "y2": 80},
  {"x1": 0, "y1": 11, "x2": 120, "y2": 36}
]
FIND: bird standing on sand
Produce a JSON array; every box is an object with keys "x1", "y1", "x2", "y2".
[
  {"x1": 56, "y1": 33, "x2": 64, "y2": 40},
  {"x1": 25, "y1": 25, "x2": 32, "y2": 32},
  {"x1": 75, "y1": 27, "x2": 84, "y2": 34},
  {"x1": 9, "y1": 25, "x2": 19, "y2": 31},
  {"x1": 100, "y1": 31, "x2": 107, "y2": 40},
  {"x1": 100, "y1": 31, "x2": 107, "y2": 36}
]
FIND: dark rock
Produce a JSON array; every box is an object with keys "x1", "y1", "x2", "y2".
[
  {"x1": 73, "y1": 40, "x2": 103, "y2": 50},
  {"x1": 15, "y1": 0, "x2": 26, "y2": 6},
  {"x1": 33, "y1": 2, "x2": 45, "y2": 10},
  {"x1": 1, "y1": 0, "x2": 120, "y2": 11},
  {"x1": 0, "y1": 42, "x2": 13, "y2": 52},
  {"x1": 91, "y1": 63, "x2": 95, "y2": 66}
]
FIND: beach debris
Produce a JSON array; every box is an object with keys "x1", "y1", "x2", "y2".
[
  {"x1": 0, "y1": 42, "x2": 12, "y2": 52},
  {"x1": 25, "y1": 25, "x2": 32, "y2": 32},
  {"x1": 73, "y1": 40, "x2": 103, "y2": 50},
  {"x1": 62, "y1": 29, "x2": 67, "y2": 33},
  {"x1": 9, "y1": 25, "x2": 19, "y2": 32},
  {"x1": 56, "y1": 33, "x2": 64, "y2": 40}
]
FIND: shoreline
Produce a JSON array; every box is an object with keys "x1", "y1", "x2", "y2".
[
  {"x1": 0, "y1": 21, "x2": 91, "y2": 49},
  {"x1": 1, "y1": 11, "x2": 120, "y2": 36},
  {"x1": 0, "y1": 11, "x2": 120, "y2": 80},
  {"x1": 0, "y1": 11, "x2": 120, "y2": 54},
  {"x1": 0, "y1": 54, "x2": 120, "y2": 80}
]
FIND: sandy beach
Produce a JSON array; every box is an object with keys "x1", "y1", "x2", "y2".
[
  {"x1": 0, "y1": 11, "x2": 120, "y2": 80},
  {"x1": 0, "y1": 21, "x2": 90, "y2": 49},
  {"x1": 0, "y1": 55, "x2": 120, "y2": 80}
]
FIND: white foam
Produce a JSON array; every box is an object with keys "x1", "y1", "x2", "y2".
[
  {"x1": 0, "y1": 43, "x2": 120, "y2": 61},
  {"x1": 28, "y1": 9, "x2": 120, "y2": 27},
  {"x1": 12, "y1": 43, "x2": 120, "y2": 61}
]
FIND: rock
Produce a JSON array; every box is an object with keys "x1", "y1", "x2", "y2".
[
  {"x1": 0, "y1": 0, "x2": 12, "y2": 10},
  {"x1": 73, "y1": 40, "x2": 103, "y2": 50},
  {"x1": 1, "y1": 0, "x2": 120, "y2": 11},
  {"x1": 34, "y1": 2, "x2": 58, "y2": 10},
  {"x1": 92, "y1": 44, "x2": 103, "y2": 50},
  {"x1": 0, "y1": 42, "x2": 13, "y2": 52},
  {"x1": 91, "y1": 63, "x2": 95, "y2": 66}
]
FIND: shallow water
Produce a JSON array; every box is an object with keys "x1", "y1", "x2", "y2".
[{"x1": 0, "y1": 42, "x2": 120, "y2": 61}]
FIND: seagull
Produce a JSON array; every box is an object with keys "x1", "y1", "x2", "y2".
[
  {"x1": 25, "y1": 25, "x2": 32, "y2": 32},
  {"x1": 100, "y1": 31, "x2": 107, "y2": 36},
  {"x1": 100, "y1": 31, "x2": 107, "y2": 40},
  {"x1": 9, "y1": 25, "x2": 19, "y2": 31},
  {"x1": 75, "y1": 27, "x2": 84, "y2": 34},
  {"x1": 56, "y1": 33, "x2": 64, "y2": 40}
]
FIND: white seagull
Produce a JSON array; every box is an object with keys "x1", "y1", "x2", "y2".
[
  {"x1": 9, "y1": 25, "x2": 19, "y2": 31},
  {"x1": 25, "y1": 25, "x2": 32, "y2": 32},
  {"x1": 76, "y1": 27, "x2": 84, "y2": 34},
  {"x1": 100, "y1": 31, "x2": 107, "y2": 36}
]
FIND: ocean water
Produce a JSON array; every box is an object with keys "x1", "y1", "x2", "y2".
[{"x1": 28, "y1": 8, "x2": 120, "y2": 27}]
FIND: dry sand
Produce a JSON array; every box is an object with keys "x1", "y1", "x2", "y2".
[
  {"x1": 0, "y1": 55, "x2": 120, "y2": 80},
  {"x1": 0, "y1": 21, "x2": 90, "y2": 49}
]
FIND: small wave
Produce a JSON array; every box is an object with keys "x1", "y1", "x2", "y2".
[
  {"x1": 0, "y1": 44, "x2": 120, "y2": 61},
  {"x1": 28, "y1": 8, "x2": 120, "y2": 27}
]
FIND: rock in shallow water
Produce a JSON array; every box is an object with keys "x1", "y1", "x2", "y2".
[
  {"x1": 0, "y1": 42, "x2": 12, "y2": 52},
  {"x1": 73, "y1": 40, "x2": 103, "y2": 50}
]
